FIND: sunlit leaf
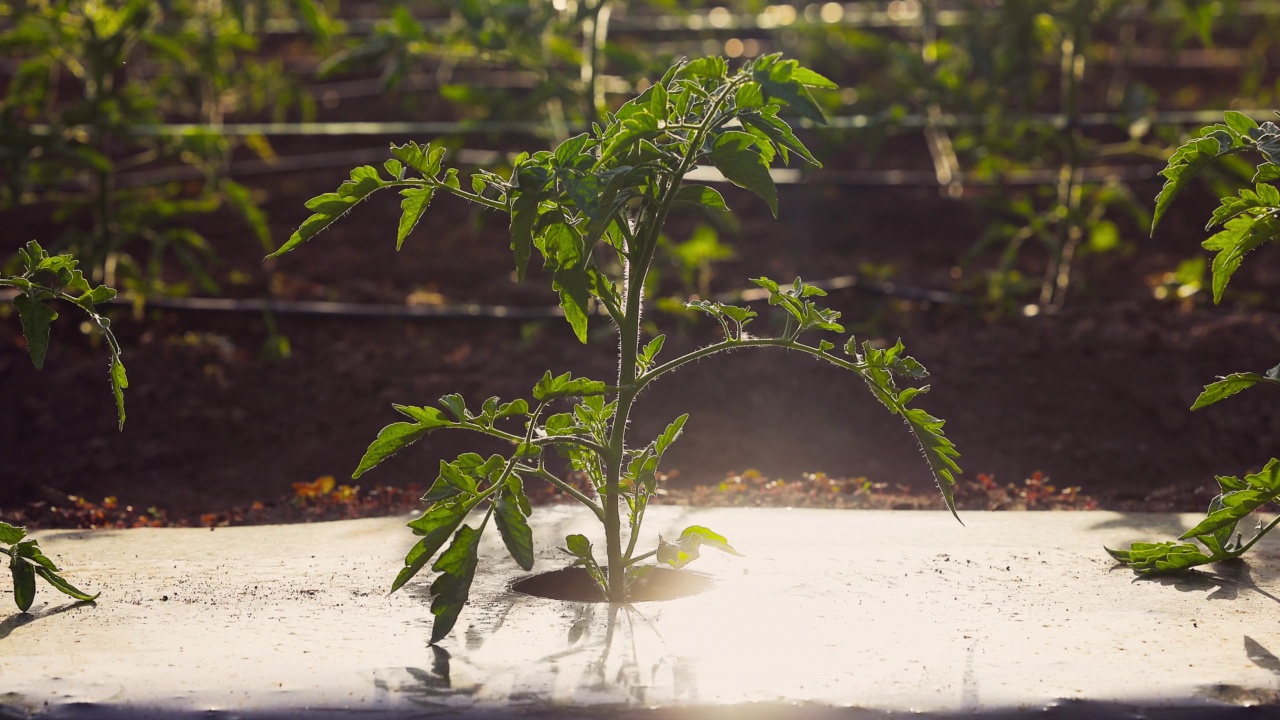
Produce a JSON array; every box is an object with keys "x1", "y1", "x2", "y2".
[{"x1": 428, "y1": 524, "x2": 484, "y2": 644}]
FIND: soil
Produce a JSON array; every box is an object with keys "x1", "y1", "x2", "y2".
[
  {"x1": 3, "y1": 161, "x2": 1278, "y2": 529},
  {"x1": 4, "y1": 30, "x2": 1280, "y2": 528}
]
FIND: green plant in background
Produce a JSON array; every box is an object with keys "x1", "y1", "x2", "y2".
[
  {"x1": 319, "y1": 0, "x2": 623, "y2": 139},
  {"x1": 0, "y1": 240, "x2": 121, "y2": 611},
  {"x1": 0, "y1": 0, "x2": 330, "y2": 296},
  {"x1": 1, "y1": 522, "x2": 99, "y2": 612},
  {"x1": 1, "y1": 240, "x2": 127, "y2": 429},
  {"x1": 271, "y1": 54, "x2": 960, "y2": 643},
  {"x1": 1108, "y1": 110, "x2": 1280, "y2": 573}
]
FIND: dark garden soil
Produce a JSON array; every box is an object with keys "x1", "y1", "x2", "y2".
[{"x1": 4, "y1": 153, "x2": 1279, "y2": 530}]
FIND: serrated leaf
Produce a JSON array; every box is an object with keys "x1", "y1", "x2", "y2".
[
  {"x1": 552, "y1": 268, "x2": 591, "y2": 343},
  {"x1": 599, "y1": 112, "x2": 661, "y2": 166},
  {"x1": 428, "y1": 524, "x2": 484, "y2": 645},
  {"x1": 508, "y1": 165, "x2": 551, "y2": 282},
  {"x1": 1224, "y1": 111, "x2": 1259, "y2": 137},
  {"x1": 1179, "y1": 459, "x2": 1280, "y2": 541},
  {"x1": 639, "y1": 335, "x2": 666, "y2": 371},
  {"x1": 655, "y1": 414, "x2": 688, "y2": 456},
  {"x1": 1203, "y1": 213, "x2": 1280, "y2": 303},
  {"x1": 109, "y1": 358, "x2": 128, "y2": 431},
  {"x1": 751, "y1": 54, "x2": 828, "y2": 124},
  {"x1": 496, "y1": 399, "x2": 530, "y2": 420},
  {"x1": 709, "y1": 131, "x2": 777, "y2": 217},
  {"x1": 13, "y1": 294, "x2": 56, "y2": 370},
  {"x1": 438, "y1": 394, "x2": 468, "y2": 422},
  {"x1": 1106, "y1": 541, "x2": 1212, "y2": 574},
  {"x1": 354, "y1": 407, "x2": 457, "y2": 479},
  {"x1": 676, "y1": 56, "x2": 727, "y2": 80},
  {"x1": 392, "y1": 496, "x2": 477, "y2": 594},
  {"x1": 1253, "y1": 163, "x2": 1280, "y2": 184},
  {"x1": 391, "y1": 142, "x2": 445, "y2": 176},
  {"x1": 495, "y1": 482, "x2": 534, "y2": 571},
  {"x1": 397, "y1": 186, "x2": 435, "y2": 250},
  {"x1": 735, "y1": 82, "x2": 764, "y2": 110},
  {"x1": 673, "y1": 184, "x2": 730, "y2": 212},
  {"x1": 0, "y1": 522, "x2": 26, "y2": 545},
  {"x1": 533, "y1": 371, "x2": 607, "y2": 402},
  {"x1": 1153, "y1": 136, "x2": 1231, "y2": 235},
  {"x1": 1191, "y1": 372, "x2": 1280, "y2": 409},
  {"x1": 79, "y1": 285, "x2": 116, "y2": 307}
]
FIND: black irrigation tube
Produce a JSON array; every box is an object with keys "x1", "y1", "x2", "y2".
[
  {"x1": 83, "y1": 107, "x2": 1271, "y2": 141},
  {"x1": 46, "y1": 272, "x2": 969, "y2": 323},
  {"x1": 112, "y1": 146, "x2": 1161, "y2": 190}
]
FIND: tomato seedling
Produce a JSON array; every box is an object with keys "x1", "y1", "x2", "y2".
[
  {"x1": 271, "y1": 55, "x2": 961, "y2": 643},
  {"x1": 1109, "y1": 111, "x2": 1280, "y2": 573}
]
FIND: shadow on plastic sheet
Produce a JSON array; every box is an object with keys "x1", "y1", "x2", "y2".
[
  {"x1": 1129, "y1": 558, "x2": 1280, "y2": 605},
  {"x1": 0, "y1": 600, "x2": 95, "y2": 641}
]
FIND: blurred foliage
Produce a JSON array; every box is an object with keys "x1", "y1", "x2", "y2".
[{"x1": 0, "y1": 0, "x2": 335, "y2": 297}]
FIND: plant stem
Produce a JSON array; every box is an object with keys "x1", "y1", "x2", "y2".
[{"x1": 1236, "y1": 514, "x2": 1280, "y2": 555}]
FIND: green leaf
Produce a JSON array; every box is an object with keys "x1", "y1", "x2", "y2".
[
  {"x1": 495, "y1": 479, "x2": 535, "y2": 571},
  {"x1": 428, "y1": 523, "x2": 484, "y2": 645},
  {"x1": 438, "y1": 394, "x2": 468, "y2": 422},
  {"x1": 599, "y1": 112, "x2": 661, "y2": 166},
  {"x1": 790, "y1": 66, "x2": 838, "y2": 89},
  {"x1": 678, "y1": 525, "x2": 741, "y2": 556},
  {"x1": 13, "y1": 294, "x2": 57, "y2": 370},
  {"x1": 1207, "y1": 185, "x2": 1280, "y2": 230},
  {"x1": 676, "y1": 56, "x2": 727, "y2": 80},
  {"x1": 1253, "y1": 163, "x2": 1280, "y2": 184},
  {"x1": 532, "y1": 371, "x2": 607, "y2": 402},
  {"x1": 1152, "y1": 135, "x2": 1232, "y2": 235},
  {"x1": 392, "y1": 495, "x2": 477, "y2": 594},
  {"x1": 709, "y1": 131, "x2": 777, "y2": 217},
  {"x1": 673, "y1": 184, "x2": 730, "y2": 213},
  {"x1": 1191, "y1": 372, "x2": 1280, "y2": 409},
  {"x1": 740, "y1": 107, "x2": 820, "y2": 167},
  {"x1": 552, "y1": 268, "x2": 591, "y2": 344},
  {"x1": 750, "y1": 54, "x2": 828, "y2": 124},
  {"x1": 397, "y1": 186, "x2": 435, "y2": 250},
  {"x1": 735, "y1": 82, "x2": 764, "y2": 110},
  {"x1": 353, "y1": 407, "x2": 457, "y2": 479},
  {"x1": 1106, "y1": 541, "x2": 1212, "y2": 574},
  {"x1": 638, "y1": 335, "x2": 666, "y2": 371},
  {"x1": 508, "y1": 165, "x2": 551, "y2": 282},
  {"x1": 655, "y1": 414, "x2": 688, "y2": 456},
  {"x1": 564, "y1": 533, "x2": 595, "y2": 562},
  {"x1": 390, "y1": 142, "x2": 445, "y2": 176},
  {"x1": 1223, "y1": 111, "x2": 1259, "y2": 137},
  {"x1": 1202, "y1": 213, "x2": 1280, "y2": 303},
  {"x1": 109, "y1": 358, "x2": 128, "y2": 431},
  {"x1": 656, "y1": 534, "x2": 701, "y2": 569},
  {"x1": 10, "y1": 552, "x2": 35, "y2": 612},
  {"x1": 33, "y1": 566, "x2": 98, "y2": 603},
  {"x1": 1179, "y1": 459, "x2": 1280, "y2": 541},
  {"x1": 0, "y1": 522, "x2": 26, "y2": 545}
]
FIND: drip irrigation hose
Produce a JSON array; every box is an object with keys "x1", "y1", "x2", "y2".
[{"x1": 0, "y1": 273, "x2": 968, "y2": 323}]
